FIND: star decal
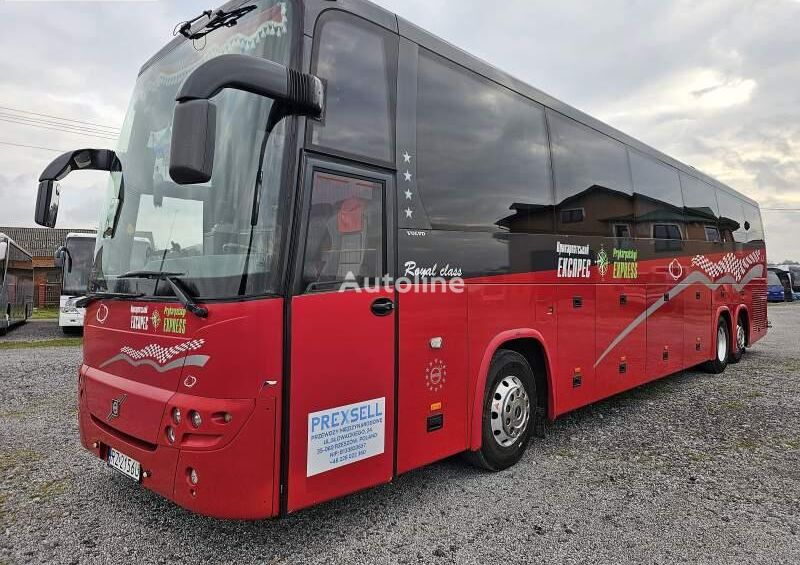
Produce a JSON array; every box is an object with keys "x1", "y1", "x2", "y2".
[
  {"x1": 402, "y1": 151, "x2": 412, "y2": 164},
  {"x1": 404, "y1": 208, "x2": 414, "y2": 219},
  {"x1": 403, "y1": 170, "x2": 413, "y2": 182},
  {"x1": 404, "y1": 189, "x2": 413, "y2": 200}
]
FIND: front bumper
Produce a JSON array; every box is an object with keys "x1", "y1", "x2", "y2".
[{"x1": 78, "y1": 380, "x2": 279, "y2": 519}]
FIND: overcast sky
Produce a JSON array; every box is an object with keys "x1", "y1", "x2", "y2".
[{"x1": 0, "y1": 0, "x2": 798, "y2": 261}]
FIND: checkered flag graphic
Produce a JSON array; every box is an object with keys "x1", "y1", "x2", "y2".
[
  {"x1": 119, "y1": 340, "x2": 205, "y2": 366},
  {"x1": 691, "y1": 250, "x2": 762, "y2": 282}
]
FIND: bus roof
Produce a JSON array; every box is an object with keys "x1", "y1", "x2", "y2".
[
  {"x1": 66, "y1": 232, "x2": 97, "y2": 240},
  {"x1": 0, "y1": 233, "x2": 33, "y2": 258}
]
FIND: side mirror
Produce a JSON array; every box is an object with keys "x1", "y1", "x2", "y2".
[
  {"x1": 169, "y1": 54, "x2": 324, "y2": 185},
  {"x1": 35, "y1": 148, "x2": 121, "y2": 229},
  {"x1": 169, "y1": 100, "x2": 217, "y2": 185},
  {"x1": 54, "y1": 245, "x2": 73, "y2": 272},
  {"x1": 54, "y1": 246, "x2": 66, "y2": 268},
  {"x1": 35, "y1": 180, "x2": 61, "y2": 228}
]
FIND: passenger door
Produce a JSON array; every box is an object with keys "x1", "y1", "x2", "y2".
[{"x1": 286, "y1": 160, "x2": 396, "y2": 513}]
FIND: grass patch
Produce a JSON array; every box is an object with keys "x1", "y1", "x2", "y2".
[
  {"x1": 0, "y1": 338, "x2": 82, "y2": 350},
  {"x1": 719, "y1": 400, "x2": 747, "y2": 411},
  {"x1": 34, "y1": 479, "x2": 68, "y2": 502},
  {"x1": 0, "y1": 449, "x2": 43, "y2": 473},
  {"x1": 784, "y1": 360, "x2": 800, "y2": 373},
  {"x1": 744, "y1": 391, "x2": 764, "y2": 399},
  {"x1": 734, "y1": 438, "x2": 760, "y2": 451},
  {"x1": 30, "y1": 307, "x2": 59, "y2": 320}
]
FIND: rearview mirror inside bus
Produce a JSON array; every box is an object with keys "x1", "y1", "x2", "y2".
[{"x1": 169, "y1": 54, "x2": 324, "y2": 185}]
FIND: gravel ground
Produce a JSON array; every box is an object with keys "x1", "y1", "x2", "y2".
[
  {"x1": 1, "y1": 304, "x2": 799, "y2": 565},
  {"x1": 0, "y1": 320, "x2": 64, "y2": 343}
]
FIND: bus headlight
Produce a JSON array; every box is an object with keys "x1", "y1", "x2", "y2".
[{"x1": 189, "y1": 411, "x2": 202, "y2": 428}]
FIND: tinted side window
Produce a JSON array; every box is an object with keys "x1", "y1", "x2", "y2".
[
  {"x1": 680, "y1": 174, "x2": 720, "y2": 241},
  {"x1": 629, "y1": 150, "x2": 684, "y2": 238},
  {"x1": 417, "y1": 50, "x2": 552, "y2": 231},
  {"x1": 743, "y1": 203, "x2": 765, "y2": 243},
  {"x1": 309, "y1": 13, "x2": 397, "y2": 163},
  {"x1": 716, "y1": 189, "x2": 747, "y2": 243},
  {"x1": 548, "y1": 111, "x2": 633, "y2": 236},
  {"x1": 302, "y1": 171, "x2": 383, "y2": 290}
]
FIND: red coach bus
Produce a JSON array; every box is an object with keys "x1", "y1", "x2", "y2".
[{"x1": 34, "y1": 0, "x2": 767, "y2": 519}]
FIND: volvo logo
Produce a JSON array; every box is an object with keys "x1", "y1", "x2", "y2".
[{"x1": 107, "y1": 394, "x2": 127, "y2": 421}]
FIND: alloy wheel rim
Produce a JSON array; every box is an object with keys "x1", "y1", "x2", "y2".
[
  {"x1": 490, "y1": 375, "x2": 530, "y2": 447},
  {"x1": 737, "y1": 323, "x2": 746, "y2": 352},
  {"x1": 717, "y1": 326, "x2": 728, "y2": 362}
]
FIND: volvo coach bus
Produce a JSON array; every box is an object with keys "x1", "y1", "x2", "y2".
[
  {"x1": 55, "y1": 232, "x2": 97, "y2": 334},
  {"x1": 0, "y1": 233, "x2": 34, "y2": 335},
  {"x1": 33, "y1": 0, "x2": 767, "y2": 519}
]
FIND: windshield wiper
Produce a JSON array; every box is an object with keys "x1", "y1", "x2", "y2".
[
  {"x1": 75, "y1": 291, "x2": 144, "y2": 309},
  {"x1": 118, "y1": 271, "x2": 209, "y2": 318},
  {"x1": 176, "y1": 5, "x2": 257, "y2": 41}
]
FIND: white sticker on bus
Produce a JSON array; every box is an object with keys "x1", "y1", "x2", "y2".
[{"x1": 307, "y1": 397, "x2": 385, "y2": 477}]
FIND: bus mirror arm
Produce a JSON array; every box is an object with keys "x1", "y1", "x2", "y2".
[
  {"x1": 169, "y1": 54, "x2": 324, "y2": 185},
  {"x1": 35, "y1": 149, "x2": 122, "y2": 228}
]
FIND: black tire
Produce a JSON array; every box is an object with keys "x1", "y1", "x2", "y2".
[
  {"x1": 465, "y1": 349, "x2": 536, "y2": 471},
  {"x1": 729, "y1": 314, "x2": 746, "y2": 364},
  {"x1": 703, "y1": 317, "x2": 730, "y2": 374}
]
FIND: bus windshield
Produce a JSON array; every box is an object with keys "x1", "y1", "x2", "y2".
[
  {"x1": 92, "y1": 0, "x2": 295, "y2": 300},
  {"x1": 63, "y1": 237, "x2": 95, "y2": 296}
]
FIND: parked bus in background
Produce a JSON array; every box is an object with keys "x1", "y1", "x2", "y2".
[
  {"x1": 54, "y1": 232, "x2": 97, "y2": 334},
  {"x1": 32, "y1": 0, "x2": 768, "y2": 519},
  {"x1": 767, "y1": 270, "x2": 785, "y2": 302},
  {"x1": 0, "y1": 233, "x2": 34, "y2": 336}
]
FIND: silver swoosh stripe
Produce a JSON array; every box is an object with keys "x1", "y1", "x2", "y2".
[
  {"x1": 98, "y1": 354, "x2": 210, "y2": 373},
  {"x1": 594, "y1": 265, "x2": 764, "y2": 368}
]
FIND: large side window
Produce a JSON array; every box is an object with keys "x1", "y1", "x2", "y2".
[
  {"x1": 309, "y1": 12, "x2": 397, "y2": 164},
  {"x1": 548, "y1": 111, "x2": 633, "y2": 236},
  {"x1": 680, "y1": 174, "x2": 720, "y2": 241},
  {"x1": 716, "y1": 189, "x2": 747, "y2": 243},
  {"x1": 302, "y1": 171, "x2": 383, "y2": 290},
  {"x1": 417, "y1": 50, "x2": 553, "y2": 232},
  {"x1": 743, "y1": 203, "x2": 765, "y2": 243},
  {"x1": 629, "y1": 150, "x2": 684, "y2": 239}
]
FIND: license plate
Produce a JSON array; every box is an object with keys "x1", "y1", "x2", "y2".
[{"x1": 107, "y1": 447, "x2": 141, "y2": 482}]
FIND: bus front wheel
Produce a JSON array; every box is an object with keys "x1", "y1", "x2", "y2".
[{"x1": 466, "y1": 349, "x2": 535, "y2": 471}]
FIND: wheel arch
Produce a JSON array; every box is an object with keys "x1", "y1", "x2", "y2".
[
  {"x1": 469, "y1": 329, "x2": 554, "y2": 451},
  {"x1": 734, "y1": 304, "x2": 751, "y2": 346}
]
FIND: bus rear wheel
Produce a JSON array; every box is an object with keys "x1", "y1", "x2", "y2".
[
  {"x1": 729, "y1": 314, "x2": 746, "y2": 364},
  {"x1": 466, "y1": 349, "x2": 535, "y2": 471},
  {"x1": 703, "y1": 317, "x2": 730, "y2": 374}
]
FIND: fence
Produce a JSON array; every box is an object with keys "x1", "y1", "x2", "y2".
[{"x1": 36, "y1": 283, "x2": 61, "y2": 307}]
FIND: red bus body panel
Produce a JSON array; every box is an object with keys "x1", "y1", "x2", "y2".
[{"x1": 79, "y1": 298, "x2": 283, "y2": 519}]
